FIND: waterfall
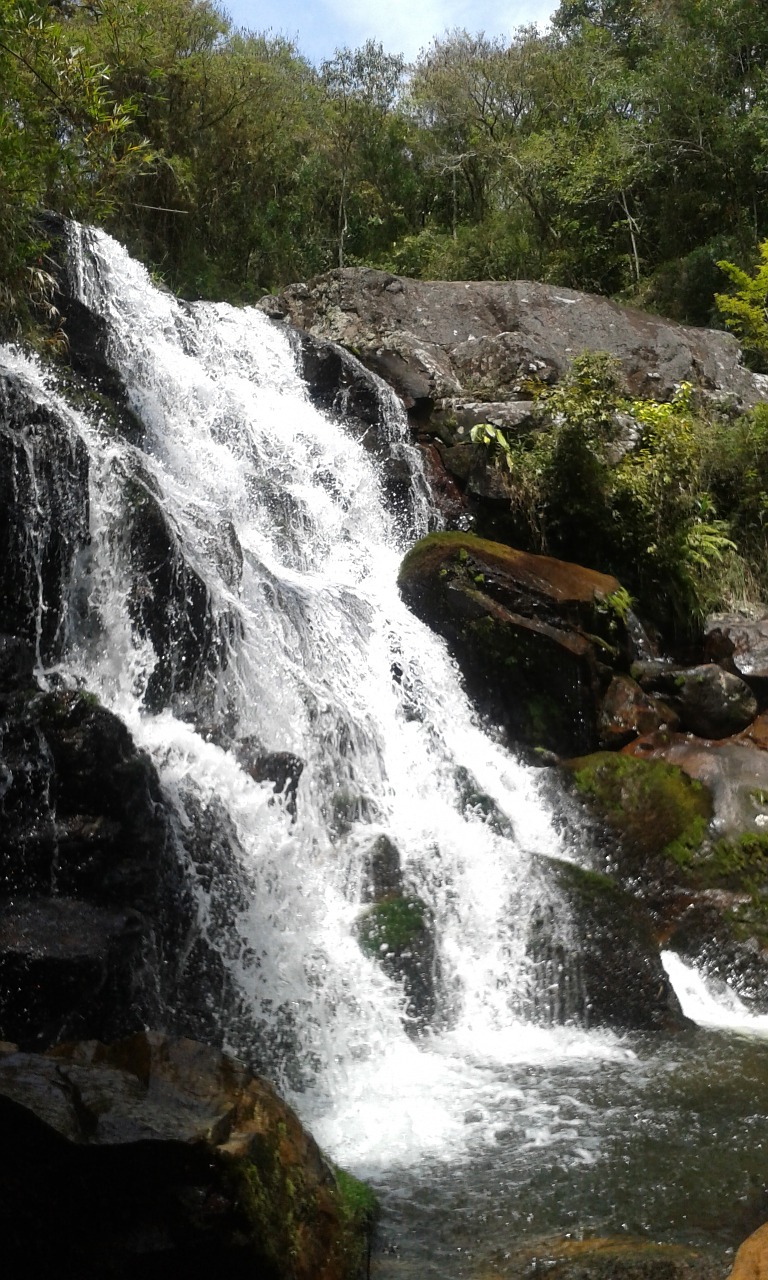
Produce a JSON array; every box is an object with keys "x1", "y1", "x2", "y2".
[{"x1": 0, "y1": 225, "x2": 626, "y2": 1174}]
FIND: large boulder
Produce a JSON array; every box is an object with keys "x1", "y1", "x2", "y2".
[
  {"x1": 0, "y1": 677, "x2": 191, "y2": 1047},
  {"x1": 398, "y1": 531, "x2": 632, "y2": 755},
  {"x1": 259, "y1": 268, "x2": 765, "y2": 422},
  {"x1": 0, "y1": 1030, "x2": 374, "y2": 1278}
]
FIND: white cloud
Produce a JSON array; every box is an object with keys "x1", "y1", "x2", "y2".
[
  {"x1": 325, "y1": 0, "x2": 556, "y2": 60},
  {"x1": 226, "y1": 1, "x2": 556, "y2": 63}
]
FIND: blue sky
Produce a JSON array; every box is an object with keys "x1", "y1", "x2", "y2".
[{"x1": 222, "y1": 1, "x2": 557, "y2": 64}]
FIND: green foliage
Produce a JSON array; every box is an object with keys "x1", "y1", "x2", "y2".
[
  {"x1": 0, "y1": 0, "x2": 146, "y2": 332},
  {"x1": 716, "y1": 240, "x2": 768, "y2": 370},
  {"x1": 469, "y1": 352, "x2": 751, "y2": 633}
]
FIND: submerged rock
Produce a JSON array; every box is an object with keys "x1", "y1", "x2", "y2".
[
  {"x1": 500, "y1": 1236, "x2": 726, "y2": 1280},
  {"x1": 398, "y1": 531, "x2": 632, "y2": 755},
  {"x1": 0, "y1": 1030, "x2": 374, "y2": 1278}
]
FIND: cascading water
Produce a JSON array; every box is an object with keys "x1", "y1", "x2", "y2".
[{"x1": 5, "y1": 226, "x2": 768, "y2": 1276}]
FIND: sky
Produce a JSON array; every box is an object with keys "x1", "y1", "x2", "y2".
[{"x1": 221, "y1": 1, "x2": 558, "y2": 65}]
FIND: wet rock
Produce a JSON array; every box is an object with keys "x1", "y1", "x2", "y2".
[
  {"x1": 632, "y1": 661, "x2": 758, "y2": 739},
  {"x1": 528, "y1": 856, "x2": 688, "y2": 1031},
  {"x1": 0, "y1": 686, "x2": 196, "y2": 1048},
  {"x1": 598, "y1": 674, "x2": 679, "y2": 749},
  {"x1": 500, "y1": 1236, "x2": 726, "y2": 1280},
  {"x1": 123, "y1": 467, "x2": 234, "y2": 715},
  {"x1": 622, "y1": 731, "x2": 768, "y2": 840},
  {"x1": 0, "y1": 1030, "x2": 374, "y2": 1278},
  {"x1": 563, "y1": 751, "x2": 712, "y2": 887},
  {"x1": 398, "y1": 531, "x2": 632, "y2": 755},
  {"x1": 359, "y1": 834, "x2": 402, "y2": 903},
  {"x1": 235, "y1": 740, "x2": 304, "y2": 817},
  {"x1": 705, "y1": 614, "x2": 768, "y2": 701},
  {"x1": 355, "y1": 895, "x2": 436, "y2": 1033},
  {"x1": 0, "y1": 372, "x2": 90, "y2": 665},
  {"x1": 565, "y1": 746, "x2": 768, "y2": 1010}
]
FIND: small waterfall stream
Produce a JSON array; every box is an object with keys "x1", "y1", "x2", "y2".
[{"x1": 3, "y1": 225, "x2": 768, "y2": 1274}]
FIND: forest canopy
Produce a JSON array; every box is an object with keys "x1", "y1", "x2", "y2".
[{"x1": 2, "y1": 0, "x2": 768, "y2": 330}]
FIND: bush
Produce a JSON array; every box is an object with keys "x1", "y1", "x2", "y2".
[{"x1": 471, "y1": 352, "x2": 748, "y2": 636}]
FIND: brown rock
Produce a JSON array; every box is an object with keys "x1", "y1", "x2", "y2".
[
  {"x1": 599, "y1": 674, "x2": 680, "y2": 748},
  {"x1": 0, "y1": 1030, "x2": 374, "y2": 1278},
  {"x1": 728, "y1": 1223, "x2": 768, "y2": 1280},
  {"x1": 399, "y1": 531, "x2": 631, "y2": 754}
]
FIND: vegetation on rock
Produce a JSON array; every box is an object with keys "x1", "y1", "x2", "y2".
[{"x1": 566, "y1": 751, "x2": 712, "y2": 875}]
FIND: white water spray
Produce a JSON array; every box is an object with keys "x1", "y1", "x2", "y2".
[{"x1": 1, "y1": 226, "x2": 627, "y2": 1173}]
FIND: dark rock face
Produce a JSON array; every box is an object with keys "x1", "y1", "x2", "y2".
[
  {"x1": 632, "y1": 661, "x2": 758, "y2": 740},
  {"x1": 260, "y1": 268, "x2": 765, "y2": 416},
  {"x1": 0, "y1": 1030, "x2": 372, "y2": 1279},
  {"x1": 0, "y1": 675, "x2": 192, "y2": 1048},
  {"x1": 398, "y1": 531, "x2": 631, "y2": 755},
  {"x1": 123, "y1": 467, "x2": 235, "y2": 715},
  {"x1": 0, "y1": 373, "x2": 90, "y2": 665},
  {"x1": 529, "y1": 859, "x2": 688, "y2": 1031}
]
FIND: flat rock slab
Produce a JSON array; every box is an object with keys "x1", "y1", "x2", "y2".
[{"x1": 259, "y1": 269, "x2": 766, "y2": 411}]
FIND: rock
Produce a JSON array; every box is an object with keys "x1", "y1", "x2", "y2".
[
  {"x1": 563, "y1": 751, "x2": 712, "y2": 887},
  {"x1": 631, "y1": 661, "x2": 758, "y2": 739},
  {"x1": 705, "y1": 614, "x2": 768, "y2": 700},
  {"x1": 398, "y1": 531, "x2": 632, "y2": 755},
  {"x1": 622, "y1": 731, "x2": 768, "y2": 840},
  {"x1": 598, "y1": 674, "x2": 680, "y2": 748},
  {"x1": 355, "y1": 895, "x2": 436, "y2": 1033},
  {"x1": 0, "y1": 685, "x2": 198, "y2": 1048},
  {"x1": 235, "y1": 741, "x2": 305, "y2": 817},
  {"x1": 728, "y1": 1223, "x2": 768, "y2": 1280},
  {"x1": 566, "y1": 746, "x2": 768, "y2": 1010},
  {"x1": 123, "y1": 466, "x2": 233, "y2": 715},
  {"x1": 528, "y1": 856, "x2": 688, "y2": 1031},
  {"x1": 359, "y1": 833, "x2": 403, "y2": 903},
  {"x1": 0, "y1": 371, "x2": 90, "y2": 665},
  {"x1": 0, "y1": 1029, "x2": 374, "y2": 1278},
  {"x1": 259, "y1": 268, "x2": 765, "y2": 422},
  {"x1": 499, "y1": 1236, "x2": 726, "y2": 1280}
]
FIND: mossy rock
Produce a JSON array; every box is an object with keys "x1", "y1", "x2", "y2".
[
  {"x1": 398, "y1": 532, "x2": 631, "y2": 755},
  {"x1": 355, "y1": 896, "x2": 436, "y2": 1033},
  {"x1": 564, "y1": 752, "x2": 712, "y2": 882}
]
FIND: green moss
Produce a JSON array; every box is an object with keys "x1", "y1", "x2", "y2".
[
  {"x1": 568, "y1": 752, "x2": 711, "y2": 870},
  {"x1": 355, "y1": 895, "x2": 427, "y2": 956},
  {"x1": 698, "y1": 832, "x2": 768, "y2": 894},
  {"x1": 334, "y1": 1167, "x2": 378, "y2": 1229}
]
